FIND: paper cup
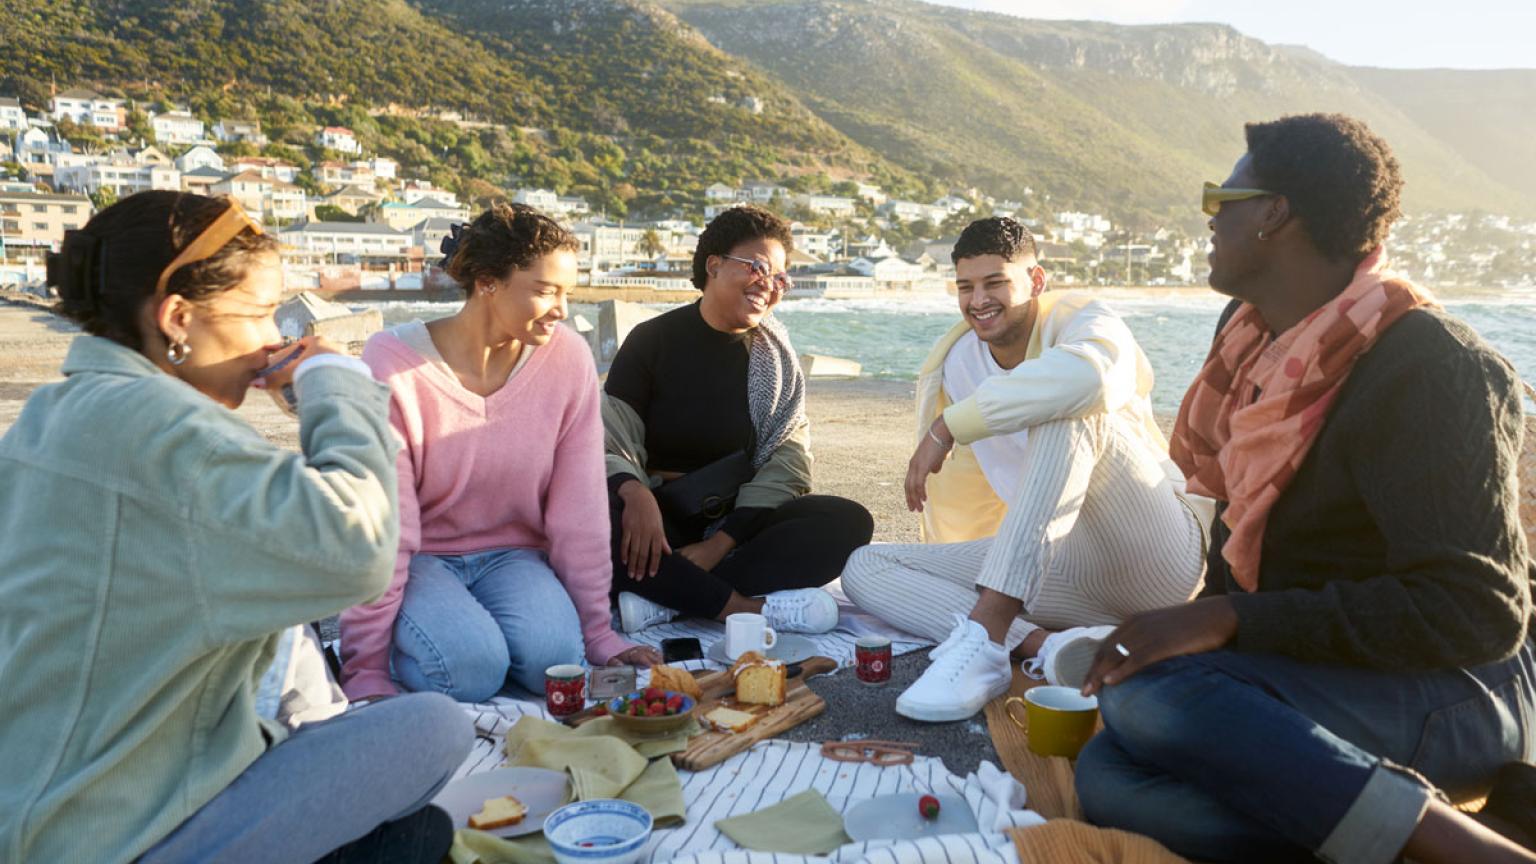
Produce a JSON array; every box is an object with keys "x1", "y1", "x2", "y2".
[{"x1": 1006, "y1": 686, "x2": 1099, "y2": 759}]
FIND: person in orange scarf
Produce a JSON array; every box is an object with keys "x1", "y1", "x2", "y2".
[{"x1": 1072, "y1": 114, "x2": 1536, "y2": 864}]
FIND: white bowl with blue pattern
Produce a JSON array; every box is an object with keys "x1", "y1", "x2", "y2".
[{"x1": 543, "y1": 799, "x2": 653, "y2": 864}]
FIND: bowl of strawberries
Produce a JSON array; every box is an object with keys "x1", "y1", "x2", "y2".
[{"x1": 595, "y1": 688, "x2": 697, "y2": 736}]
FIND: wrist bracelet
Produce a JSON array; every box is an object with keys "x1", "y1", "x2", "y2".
[{"x1": 928, "y1": 427, "x2": 949, "y2": 448}]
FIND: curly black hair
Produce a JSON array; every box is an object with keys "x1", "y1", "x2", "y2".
[
  {"x1": 691, "y1": 205, "x2": 794, "y2": 290},
  {"x1": 951, "y1": 216, "x2": 1039, "y2": 264},
  {"x1": 1244, "y1": 113, "x2": 1403, "y2": 263},
  {"x1": 446, "y1": 202, "x2": 578, "y2": 296}
]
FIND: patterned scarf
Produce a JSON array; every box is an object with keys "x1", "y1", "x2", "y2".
[
  {"x1": 1170, "y1": 248, "x2": 1436, "y2": 591},
  {"x1": 746, "y1": 312, "x2": 806, "y2": 469}
]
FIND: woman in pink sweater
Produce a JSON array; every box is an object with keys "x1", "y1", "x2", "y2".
[{"x1": 339, "y1": 204, "x2": 659, "y2": 703}]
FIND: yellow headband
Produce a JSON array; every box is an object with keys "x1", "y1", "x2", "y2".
[{"x1": 154, "y1": 197, "x2": 264, "y2": 300}]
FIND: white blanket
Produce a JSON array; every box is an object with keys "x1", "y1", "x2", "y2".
[{"x1": 455, "y1": 720, "x2": 1043, "y2": 864}]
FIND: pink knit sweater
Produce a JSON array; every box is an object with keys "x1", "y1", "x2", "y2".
[{"x1": 339, "y1": 324, "x2": 630, "y2": 700}]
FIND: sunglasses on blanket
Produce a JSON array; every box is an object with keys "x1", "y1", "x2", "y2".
[
  {"x1": 720, "y1": 255, "x2": 794, "y2": 294},
  {"x1": 1202, "y1": 181, "x2": 1276, "y2": 217}
]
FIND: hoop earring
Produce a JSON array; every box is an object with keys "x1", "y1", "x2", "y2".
[{"x1": 167, "y1": 340, "x2": 190, "y2": 366}]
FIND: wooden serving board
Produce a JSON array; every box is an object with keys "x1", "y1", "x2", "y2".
[{"x1": 674, "y1": 655, "x2": 834, "y2": 771}]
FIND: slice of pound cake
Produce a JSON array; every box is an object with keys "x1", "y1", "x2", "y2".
[
  {"x1": 468, "y1": 795, "x2": 528, "y2": 830},
  {"x1": 730, "y1": 651, "x2": 786, "y2": 707}
]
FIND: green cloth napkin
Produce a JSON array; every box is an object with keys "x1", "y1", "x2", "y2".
[
  {"x1": 449, "y1": 717, "x2": 689, "y2": 864},
  {"x1": 571, "y1": 714, "x2": 702, "y2": 759},
  {"x1": 715, "y1": 789, "x2": 852, "y2": 855}
]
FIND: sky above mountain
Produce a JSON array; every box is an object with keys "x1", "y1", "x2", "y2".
[{"x1": 929, "y1": 0, "x2": 1535, "y2": 70}]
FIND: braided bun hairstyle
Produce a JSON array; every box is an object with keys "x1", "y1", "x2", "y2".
[{"x1": 47, "y1": 191, "x2": 277, "y2": 349}]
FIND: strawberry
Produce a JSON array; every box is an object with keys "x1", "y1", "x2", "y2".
[
  {"x1": 592, "y1": 704, "x2": 609, "y2": 717},
  {"x1": 666, "y1": 694, "x2": 685, "y2": 711},
  {"x1": 646, "y1": 701, "x2": 666, "y2": 716},
  {"x1": 918, "y1": 795, "x2": 940, "y2": 820},
  {"x1": 628, "y1": 701, "x2": 643, "y2": 716},
  {"x1": 643, "y1": 687, "x2": 664, "y2": 702}
]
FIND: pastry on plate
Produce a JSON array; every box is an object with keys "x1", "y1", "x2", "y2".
[{"x1": 468, "y1": 794, "x2": 528, "y2": 830}]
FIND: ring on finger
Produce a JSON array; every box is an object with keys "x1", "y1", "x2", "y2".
[{"x1": 1114, "y1": 642, "x2": 1131, "y2": 658}]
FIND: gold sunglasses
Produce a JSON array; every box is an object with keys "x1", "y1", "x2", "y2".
[
  {"x1": 1202, "y1": 181, "x2": 1274, "y2": 217},
  {"x1": 154, "y1": 197, "x2": 264, "y2": 299}
]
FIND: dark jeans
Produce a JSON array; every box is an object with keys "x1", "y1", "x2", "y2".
[
  {"x1": 609, "y1": 492, "x2": 874, "y2": 618},
  {"x1": 1075, "y1": 638, "x2": 1536, "y2": 864}
]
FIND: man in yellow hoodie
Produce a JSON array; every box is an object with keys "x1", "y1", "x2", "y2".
[{"x1": 841, "y1": 217, "x2": 1208, "y2": 722}]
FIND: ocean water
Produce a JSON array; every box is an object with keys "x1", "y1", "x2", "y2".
[{"x1": 367, "y1": 290, "x2": 1536, "y2": 415}]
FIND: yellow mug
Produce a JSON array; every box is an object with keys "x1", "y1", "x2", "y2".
[{"x1": 1005, "y1": 686, "x2": 1100, "y2": 759}]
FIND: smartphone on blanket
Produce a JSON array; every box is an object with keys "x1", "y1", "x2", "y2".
[{"x1": 661, "y1": 637, "x2": 704, "y2": 664}]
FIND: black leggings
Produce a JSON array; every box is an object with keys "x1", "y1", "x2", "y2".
[{"x1": 609, "y1": 492, "x2": 874, "y2": 619}]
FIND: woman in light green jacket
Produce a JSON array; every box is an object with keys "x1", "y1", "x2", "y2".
[{"x1": 0, "y1": 191, "x2": 470, "y2": 864}]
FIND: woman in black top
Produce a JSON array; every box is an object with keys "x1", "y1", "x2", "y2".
[{"x1": 603, "y1": 206, "x2": 873, "y2": 634}]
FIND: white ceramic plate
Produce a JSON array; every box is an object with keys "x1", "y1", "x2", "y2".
[
  {"x1": 706, "y1": 632, "x2": 817, "y2": 665},
  {"x1": 843, "y1": 794, "x2": 978, "y2": 842},
  {"x1": 431, "y1": 766, "x2": 571, "y2": 838}
]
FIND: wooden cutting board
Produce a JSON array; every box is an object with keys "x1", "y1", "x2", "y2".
[{"x1": 672, "y1": 655, "x2": 834, "y2": 771}]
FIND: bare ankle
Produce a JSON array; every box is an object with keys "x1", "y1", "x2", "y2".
[
  {"x1": 717, "y1": 592, "x2": 764, "y2": 621},
  {"x1": 1014, "y1": 629, "x2": 1054, "y2": 659}
]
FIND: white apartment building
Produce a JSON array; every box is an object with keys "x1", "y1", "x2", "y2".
[
  {"x1": 54, "y1": 159, "x2": 180, "y2": 196},
  {"x1": 794, "y1": 194, "x2": 857, "y2": 218},
  {"x1": 279, "y1": 221, "x2": 410, "y2": 265},
  {"x1": 512, "y1": 188, "x2": 561, "y2": 211},
  {"x1": 0, "y1": 98, "x2": 27, "y2": 132},
  {"x1": 315, "y1": 127, "x2": 362, "y2": 155},
  {"x1": 50, "y1": 89, "x2": 126, "y2": 132},
  {"x1": 150, "y1": 112, "x2": 206, "y2": 145}
]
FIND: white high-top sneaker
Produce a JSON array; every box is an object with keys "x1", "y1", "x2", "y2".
[
  {"x1": 895, "y1": 616, "x2": 1011, "y2": 722},
  {"x1": 617, "y1": 592, "x2": 676, "y2": 633},
  {"x1": 1021, "y1": 625, "x2": 1117, "y2": 689},
  {"x1": 761, "y1": 588, "x2": 840, "y2": 634}
]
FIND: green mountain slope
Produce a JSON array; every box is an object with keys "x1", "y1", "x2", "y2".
[
  {"x1": 660, "y1": 0, "x2": 1533, "y2": 218},
  {"x1": 0, "y1": 0, "x2": 918, "y2": 208}
]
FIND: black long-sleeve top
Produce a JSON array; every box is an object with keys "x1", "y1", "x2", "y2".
[
  {"x1": 604, "y1": 302, "x2": 771, "y2": 542},
  {"x1": 1201, "y1": 302, "x2": 1534, "y2": 670}
]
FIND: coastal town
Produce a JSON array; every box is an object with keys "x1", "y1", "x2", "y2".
[{"x1": 4, "y1": 87, "x2": 1533, "y2": 300}]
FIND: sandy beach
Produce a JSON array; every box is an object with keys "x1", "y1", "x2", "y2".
[{"x1": 0, "y1": 296, "x2": 926, "y2": 543}]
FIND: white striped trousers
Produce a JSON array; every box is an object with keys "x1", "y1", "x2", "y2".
[{"x1": 841, "y1": 414, "x2": 1205, "y2": 648}]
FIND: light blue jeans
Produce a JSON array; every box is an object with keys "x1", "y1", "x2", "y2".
[
  {"x1": 391, "y1": 548, "x2": 586, "y2": 702},
  {"x1": 1076, "y1": 638, "x2": 1536, "y2": 864},
  {"x1": 140, "y1": 693, "x2": 471, "y2": 863}
]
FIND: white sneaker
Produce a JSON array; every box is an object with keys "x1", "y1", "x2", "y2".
[
  {"x1": 617, "y1": 592, "x2": 675, "y2": 633},
  {"x1": 761, "y1": 588, "x2": 840, "y2": 634},
  {"x1": 1021, "y1": 625, "x2": 1117, "y2": 688},
  {"x1": 896, "y1": 617, "x2": 1011, "y2": 722}
]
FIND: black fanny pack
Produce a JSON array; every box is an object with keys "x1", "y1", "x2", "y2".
[{"x1": 653, "y1": 450, "x2": 755, "y2": 522}]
